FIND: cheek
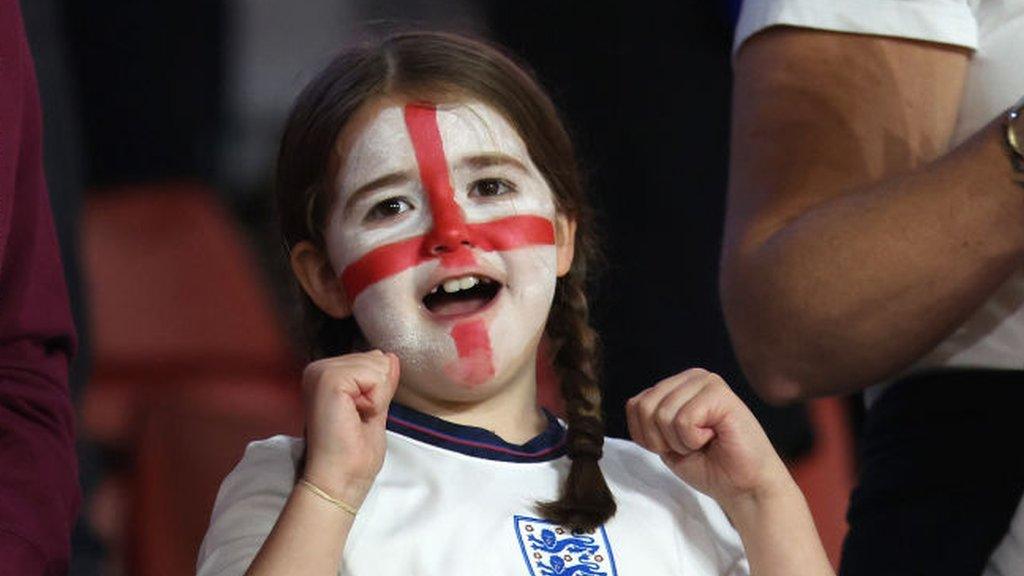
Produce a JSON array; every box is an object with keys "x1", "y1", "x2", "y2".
[
  {"x1": 322, "y1": 228, "x2": 359, "y2": 286},
  {"x1": 505, "y1": 245, "x2": 559, "y2": 300},
  {"x1": 323, "y1": 214, "x2": 428, "y2": 283},
  {"x1": 339, "y1": 234, "x2": 424, "y2": 303},
  {"x1": 487, "y1": 245, "x2": 559, "y2": 348},
  {"x1": 349, "y1": 266, "x2": 442, "y2": 355}
]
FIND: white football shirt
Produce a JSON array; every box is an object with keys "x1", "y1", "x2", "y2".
[{"x1": 197, "y1": 403, "x2": 750, "y2": 575}]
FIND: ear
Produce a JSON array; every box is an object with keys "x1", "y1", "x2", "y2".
[
  {"x1": 554, "y1": 214, "x2": 577, "y2": 277},
  {"x1": 290, "y1": 241, "x2": 352, "y2": 318}
]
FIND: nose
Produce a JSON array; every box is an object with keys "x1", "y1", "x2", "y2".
[{"x1": 426, "y1": 220, "x2": 473, "y2": 254}]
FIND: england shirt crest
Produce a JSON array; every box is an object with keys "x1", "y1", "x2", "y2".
[{"x1": 514, "y1": 516, "x2": 618, "y2": 575}]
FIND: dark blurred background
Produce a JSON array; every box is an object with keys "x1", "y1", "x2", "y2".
[{"x1": 21, "y1": 1, "x2": 855, "y2": 573}]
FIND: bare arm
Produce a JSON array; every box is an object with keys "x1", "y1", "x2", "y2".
[
  {"x1": 242, "y1": 352, "x2": 399, "y2": 576},
  {"x1": 243, "y1": 484, "x2": 360, "y2": 576},
  {"x1": 720, "y1": 28, "x2": 1024, "y2": 403},
  {"x1": 722, "y1": 480, "x2": 831, "y2": 576}
]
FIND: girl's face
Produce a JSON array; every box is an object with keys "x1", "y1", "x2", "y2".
[{"x1": 323, "y1": 97, "x2": 574, "y2": 403}]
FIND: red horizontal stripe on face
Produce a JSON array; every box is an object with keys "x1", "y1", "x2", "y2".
[{"x1": 339, "y1": 215, "x2": 555, "y2": 303}]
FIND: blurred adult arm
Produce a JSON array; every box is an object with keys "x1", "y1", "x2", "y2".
[
  {"x1": 719, "y1": 27, "x2": 1024, "y2": 403},
  {"x1": 0, "y1": 0, "x2": 80, "y2": 572}
]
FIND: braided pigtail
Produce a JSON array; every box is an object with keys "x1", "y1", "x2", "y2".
[{"x1": 537, "y1": 270, "x2": 616, "y2": 531}]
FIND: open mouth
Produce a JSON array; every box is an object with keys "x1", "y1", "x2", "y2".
[{"x1": 423, "y1": 274, "x2": 502, "y2": 317}]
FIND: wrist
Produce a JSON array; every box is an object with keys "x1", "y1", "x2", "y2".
[
  {"x1": 718, "y1": 467, "x2": 802, "y2": 525},
  {"x1": 718, "y1": 467, "x2": 833, "y2": 574},
  {"x1": 302, "y1": 461, "x2": 375, "y2": 509},
  {"x1": 297, "y1": 478, "x2": 360, "y2": 516}
]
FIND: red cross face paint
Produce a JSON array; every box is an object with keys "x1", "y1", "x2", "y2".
[{"x1": 324, "y1": 100, "x2": 561, "y2": 400}]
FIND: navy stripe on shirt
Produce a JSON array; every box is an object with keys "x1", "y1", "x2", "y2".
[{"x1": 386, "y1": 402, "x2": 567, "y2": 463}]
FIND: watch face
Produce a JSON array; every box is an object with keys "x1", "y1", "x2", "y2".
[{"x1": 1011, "y1": 112, "x2": 1024, "y2": 156}]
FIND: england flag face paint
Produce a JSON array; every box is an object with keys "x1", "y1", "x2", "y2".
[{"x1": 324, "y1": 99, "x2": 563, "y2": 399}]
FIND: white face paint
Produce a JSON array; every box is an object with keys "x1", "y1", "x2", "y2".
[{"x1": 323, "y1": 99, "x2": 564, "y2": 403}]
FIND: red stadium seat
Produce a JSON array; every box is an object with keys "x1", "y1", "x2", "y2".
[{"x1": 81, "y1": 182, "x2": 303, "y2": 575}]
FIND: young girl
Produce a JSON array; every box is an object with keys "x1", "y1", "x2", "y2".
[{"x1": 197, "y1": 31, "x2": 833, "y2": 576}]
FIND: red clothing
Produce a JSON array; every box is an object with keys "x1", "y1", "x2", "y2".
[{"x1": 0, "y1": 1, "x2": 80, "y2": 574}]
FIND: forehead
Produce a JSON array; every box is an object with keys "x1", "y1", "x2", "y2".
[{"x1": 338, "y1": 100, "x2": 533, "y2": 192}]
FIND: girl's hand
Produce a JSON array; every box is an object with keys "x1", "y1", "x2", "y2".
[
  {"x1": 301, "y1": 350, "x2": 400, "y2": 509},
  {"x1": 626, "y1": 368, "x2": 793, "y2": 510}
]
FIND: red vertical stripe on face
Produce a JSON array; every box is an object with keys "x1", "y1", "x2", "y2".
[
  {"x1": 403, "y1": 103, "x2": 475, "y2": 261},
  {"x1": 449, "y1": 320, "x2": 495, "y2": 387}
]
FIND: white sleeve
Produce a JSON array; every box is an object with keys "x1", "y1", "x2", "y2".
[
  {"x1": 733, "y1": 0, "x2": 978, "y2": 56},
  {"x1": 692, "y1": 491, "x2": 751, "y2": 575},
  {"x1": 724, "y1": 554, "x2": 753, "y2": 576},
  {"x1": 983, "y1": 496, "x2": 1024, "y2": 576},
  {"x1": 196, "y1": 436, "x2": 303, "y2": 576}
]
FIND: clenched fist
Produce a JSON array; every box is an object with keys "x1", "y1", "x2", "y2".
[
  {"x1": 626, "y1": 368, "x2": 792, "y2": 508},
  {"x1": 301, "y1": 350, "x2": 400, "y2": 508}
]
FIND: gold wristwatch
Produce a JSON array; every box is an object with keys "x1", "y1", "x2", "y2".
[{"x1": 1007, "y1": 94, "x2": 1024, "y2": 183}]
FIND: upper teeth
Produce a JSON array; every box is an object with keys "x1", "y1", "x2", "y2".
[{"x1": 440, "y1": 275, "x2": 484, "y2": 294}]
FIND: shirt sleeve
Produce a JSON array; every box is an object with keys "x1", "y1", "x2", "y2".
[
  {"x1": 0, "y1": 1, "x2": 80, "y2": 573},
  {"x1": 688, "y1": 488, "x2": 751, "y2": 575},
  {"x1": 733, "y1": 0, "x2": 979, "y2": 56},
  {"x1": 709, "y1": 503, "x2": 751, "y2": 575},
  {"x1": 983, "y1": 496, "x2": 1024, "y2": 576},
  {"x1": 196, "y1": 436, "x2": 303, "y2": 576}
]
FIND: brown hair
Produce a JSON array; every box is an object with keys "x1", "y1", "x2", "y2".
[{"x1": 275, "y1": 31, "x2": 614, "y2": 530}]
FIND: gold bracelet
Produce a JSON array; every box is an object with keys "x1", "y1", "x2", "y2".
[{"x1": 298, "y1": 478, "x2": 358, "y2": 516}]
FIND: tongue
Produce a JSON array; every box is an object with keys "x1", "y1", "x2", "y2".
[{"x1": 431, "y1": 295, "x2": 490, "y2": 317}]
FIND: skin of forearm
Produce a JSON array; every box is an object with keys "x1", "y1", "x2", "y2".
[
  {"x1": 722, "y1": 118, "x2": 1024, "y2": 402},
  {"x1": 244, "y1": 487, "x2": 356, "y2": 576},
  {"x1": 721, "y1": 477, "x2": 834, "y2": 576}
]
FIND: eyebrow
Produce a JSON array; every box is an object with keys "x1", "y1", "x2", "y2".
[
  {"x1": 344, "y1": 170, "x2": 415, "y2": 212},
  {"x1": 455, "y1": 153, "x2": 530, "y2": 173}
]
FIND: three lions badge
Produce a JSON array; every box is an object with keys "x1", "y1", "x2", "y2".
[{"x1": 514, "y1": 516, "x2": 618, "y2": 575}]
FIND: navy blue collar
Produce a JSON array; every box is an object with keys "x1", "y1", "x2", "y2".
[{"x1": 386, "y1": 402, "x2": 567, "y2": 463}]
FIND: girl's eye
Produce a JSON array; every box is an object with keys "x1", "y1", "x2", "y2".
[
  {"x1": 470, "y1": 178, "x2": 515, "y2": 198},
  {"x1": 365, "y1": 197, "x2": 413, "y2": 222}
]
